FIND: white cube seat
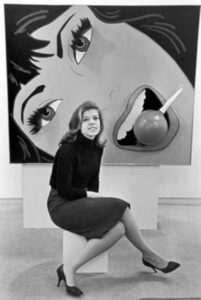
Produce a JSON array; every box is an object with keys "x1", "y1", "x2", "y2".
[{"x1": 63, "y1": 230, "x2": 108, "y2": 273}]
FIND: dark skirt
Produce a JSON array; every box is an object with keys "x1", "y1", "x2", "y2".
[{"x1": 47, "y1": 188, "x2": 130, "y2": 240}]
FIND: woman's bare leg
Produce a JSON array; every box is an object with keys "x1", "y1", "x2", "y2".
[
  {"x1": 64, "y1": 221, "x2": 125, "y2": 286},
  {"x1": 121, "y1": 208, "x2": 168, "y2": 268}
]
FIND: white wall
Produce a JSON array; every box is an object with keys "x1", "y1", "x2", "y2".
[
  {"x1": 159, "y1": 11, "x2": 201, "y2": 199},
  {"x1": 0, "y1": 2, "x2": 22, "y2": 198},
  {"x1": 1, "y1": 0, "x2": 201, "y2": 200}
]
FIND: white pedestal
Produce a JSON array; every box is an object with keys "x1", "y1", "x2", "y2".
[
  {"x1": 100, "y1": 165, "x2": 159, "y2": 229},
  {"x1": 63, "y1": 231, "x2": 108, "y2": 273},
  {"x1": 22, "y1": 164, "x2": 159, "y2": 229},
  {"x1": 22, "y1": 164, "x2": 55, "y2": 228}
]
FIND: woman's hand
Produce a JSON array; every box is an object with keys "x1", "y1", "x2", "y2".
[{"x1": 87, "y1": 191, "x2": 102, "y2": 198}]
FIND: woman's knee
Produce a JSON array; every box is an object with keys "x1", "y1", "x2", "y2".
[
  {"x1": 116, "y1": 221, "x2": 126, "y2": 236},
  {"x1": 121, "y1": 207, "x2": 130, "y2": 220}
]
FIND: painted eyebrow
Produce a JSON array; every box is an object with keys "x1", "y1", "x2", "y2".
[
  {"x1": 57, "y1": 13, "x2": 75, "y2": 58},
  {"x1": 21, "y1": 85, "x2": 45, "y2": 123}
]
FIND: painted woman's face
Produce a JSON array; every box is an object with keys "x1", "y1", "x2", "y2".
[{"x1": 13, "y1": 5, "x2": 194, "y2": 164}]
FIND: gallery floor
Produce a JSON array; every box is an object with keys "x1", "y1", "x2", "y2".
[{"x1": 0, "y1": 200, "x2": 201, "y2": 300}]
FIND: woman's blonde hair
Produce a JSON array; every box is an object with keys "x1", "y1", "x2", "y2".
[{"x1": 59, "y1": 101, "x2": 106, "y2": 147}]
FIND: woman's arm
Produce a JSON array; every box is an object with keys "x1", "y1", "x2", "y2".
[
  {"x1": 87, "y1": 147, "x2": 103, "y2": 197},
  {"x1": 87, "y1": 168, "x2": 100, "y2": 192},
  {"x1": 55, "y1": 144, "x2": 87, "y2": 200}
]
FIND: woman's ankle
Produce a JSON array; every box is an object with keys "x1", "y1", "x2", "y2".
[
  {"x1": 142, "y1": 251, "x2": 168, "y2": 268},
  {"x1": 63, "y1": 263, "x2": 75, "y2": 286}
]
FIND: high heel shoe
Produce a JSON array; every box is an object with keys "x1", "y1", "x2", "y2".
[
  {"x1": 142, "y1": 259, "x2": 180, "y2": 273},
  {"x1": 56, "y1": 265, "x2": 83, "y2": 297}
]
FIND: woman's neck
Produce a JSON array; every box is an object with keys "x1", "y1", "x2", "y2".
[{"x1": 82, "y1": 133, "x2": 95, "y2": 140}]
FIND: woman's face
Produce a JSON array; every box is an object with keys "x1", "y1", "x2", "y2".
[
  {"x1": 81, "y1": 109, "x2": 100, "y2": 140},
  {"x1": 13, "y1": 5, "x2": 194, "y2": 164}
]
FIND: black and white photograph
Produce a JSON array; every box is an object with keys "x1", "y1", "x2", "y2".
[{"x1": 0, "y1": 0, "x2": 201, "y2": 299}]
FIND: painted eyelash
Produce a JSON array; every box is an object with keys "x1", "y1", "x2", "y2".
[
  {"x1": 27, "y1": 99, "x2": 61, "y2": 135},
  {"x1": 27, "y1": 109, "x2": 43, "y2": 135},
  {"x1": 70, "y1": 17, "x2": 91, "y2": 50}
]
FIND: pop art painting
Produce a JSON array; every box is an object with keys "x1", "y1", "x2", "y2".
[{"x1": 4, "y1": 5, "x2": 200, "y2": 164}]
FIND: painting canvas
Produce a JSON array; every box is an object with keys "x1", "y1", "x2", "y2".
[{"x1": 4, "y1": 4, "x2": 200, "y2": 164}]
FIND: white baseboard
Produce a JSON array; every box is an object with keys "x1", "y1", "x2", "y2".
[
  {"x1": 159, "y1": 197, "x2": 201, "y2": 206},
  {"x1": 0, "y1": 198, "x2": 22, "y2": 205},
  {"x1": 0, "y1": 197, "x2": 201, "y2": 206},
  {"x1": 0, "y1": 198, "x2": 22, "y2": 212}
]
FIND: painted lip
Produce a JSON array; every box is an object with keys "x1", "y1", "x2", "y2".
[{"x1": 113, "y1": 85, "x2": 180, "y2": 151}]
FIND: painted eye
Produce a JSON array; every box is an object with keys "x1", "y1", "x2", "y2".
[
  {"x1": 71, "y1": 18, "x2": 92, "y2": 64},
  {"x1": 73, "y1": 29, "x2": 92, "y2": 64},
  {"x1": 28, "y1": 99, "x2": 62, "y2": 134}
]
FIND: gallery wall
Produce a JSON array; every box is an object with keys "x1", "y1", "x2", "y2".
[{"x1": 1, "y1": 0, "x2": 201, "y2": 200}]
